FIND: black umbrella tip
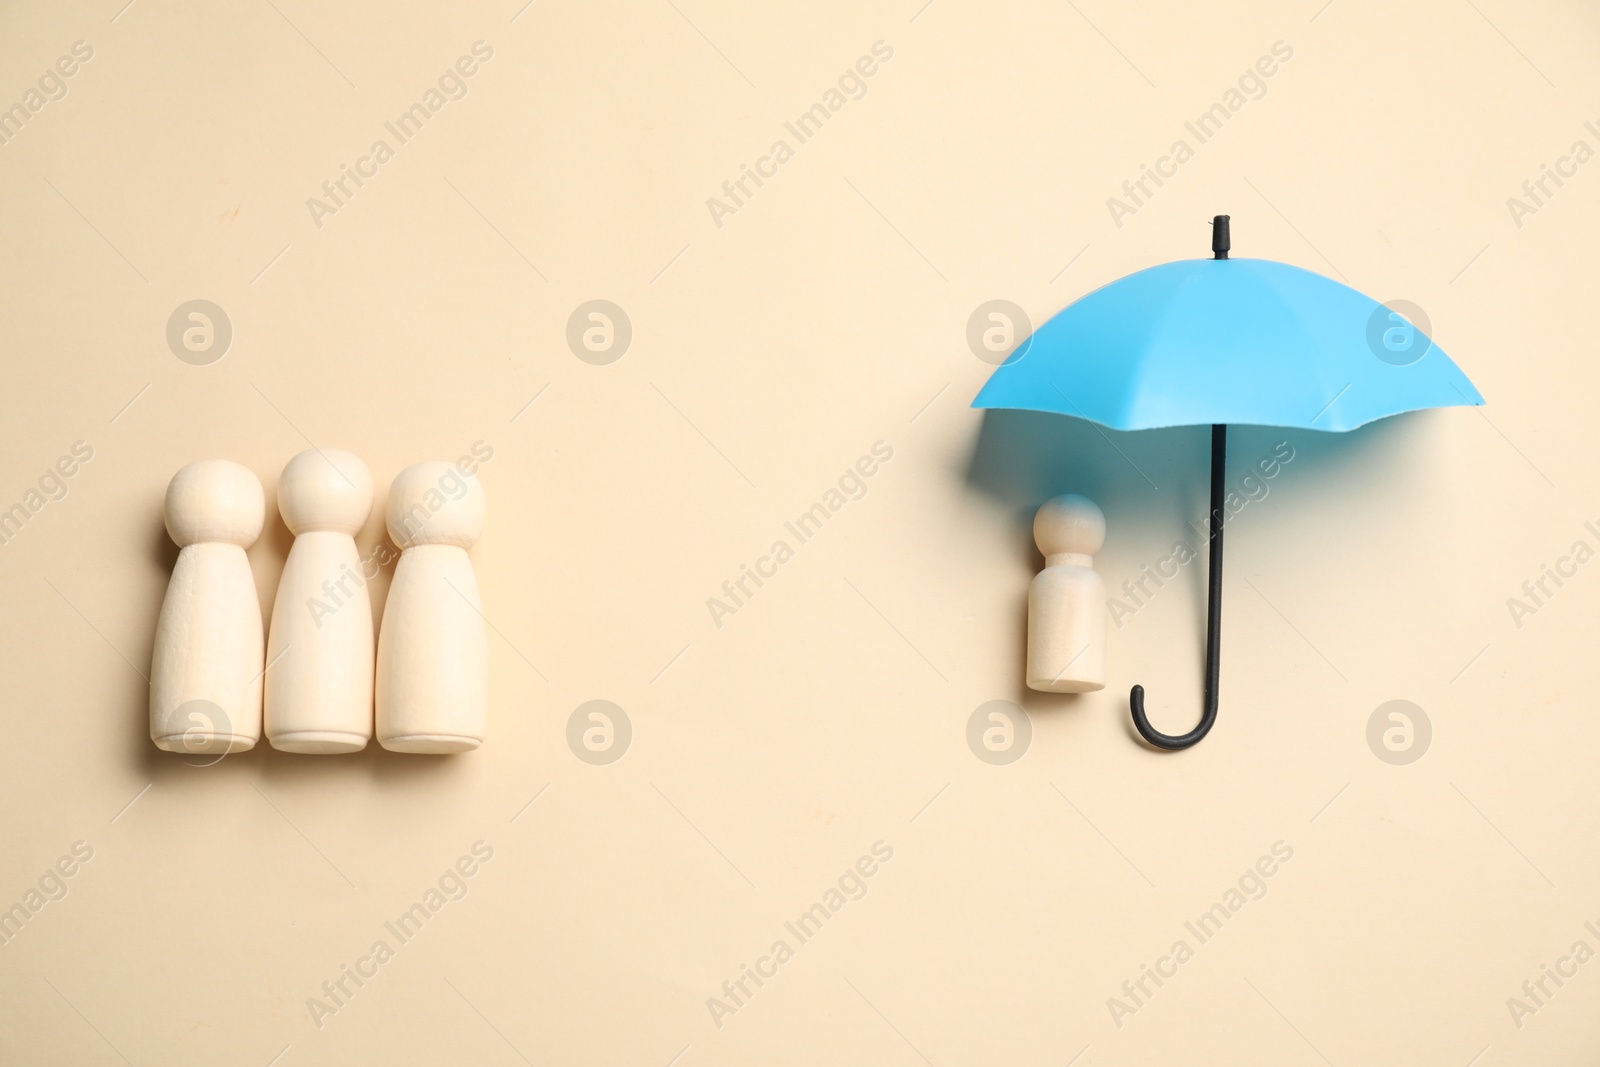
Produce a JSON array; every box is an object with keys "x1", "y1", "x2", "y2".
[{"x1": 1211, "y1": 215, "x2": 1230, "y2": 260}]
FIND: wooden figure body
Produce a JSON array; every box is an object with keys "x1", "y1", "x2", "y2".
[
  {"x1": 1027, "y1": 494, "x2": 1107, "y2": 693},
  {"x1": 376, "y1": 461, "x2": 488, "y2": 753},
  {"x1": 150, "y1": 460, "x2": 266, "y2": 753},
  {"x1": 264, "y1": 449, "x2": 375, "y2": 754}
]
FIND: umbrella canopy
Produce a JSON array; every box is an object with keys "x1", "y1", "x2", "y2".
[
  {"x1": 974, "y1": 252, "x2": 1483, "y2": 431},
  {"x1": 973, "y1": 216, "x2": 1485, "y2": 751}
]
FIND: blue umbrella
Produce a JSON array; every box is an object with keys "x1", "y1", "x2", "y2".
[{"x1": 974, "y1": 217, "x2": 1484, "y2": 750}]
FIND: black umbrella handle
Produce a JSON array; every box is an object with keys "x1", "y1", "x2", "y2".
[{"x1": 1129, "y1": 423, "x2": 1225, "y2": 749}]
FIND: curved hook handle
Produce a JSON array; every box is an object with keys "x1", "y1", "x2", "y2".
[
  {"x1": 1129, "y1": 424, "x2": 1226, "y2": 751},
  {"x1": 1130, "y1": 681, "x2": 1217, "y2": 749}
]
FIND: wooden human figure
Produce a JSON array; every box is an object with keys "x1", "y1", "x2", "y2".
[
  {"x1": 1027, "y1": 494, "x2": 1107, "y2": 693},
  {"x1": 264, "y1": 449, "x2": 375, "y2": 753},
  {"x1": 150, "y1": 460, "x2": 266, "y2": 753},
  {"x1": 376, "y1": 461, "x2": 488, "y2": 753}
]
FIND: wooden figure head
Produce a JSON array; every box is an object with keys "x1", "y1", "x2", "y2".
[
  {"x1": 385, "y1": 461, "x2": 486, "y2": 550},
  {"x1": 1033, "y1": 494, "x2": 1105, "y2": 563},
  {"x1": 277, "y1": 449, "x2": 373, "y2": 536},
  {"x1": 164, "y1": 459, "x2": 265, "y2": 548}
]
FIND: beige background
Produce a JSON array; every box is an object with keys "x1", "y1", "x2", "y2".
[{"x1": 0, "y1": 0, "x2": 1595, "y2": 1063}]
